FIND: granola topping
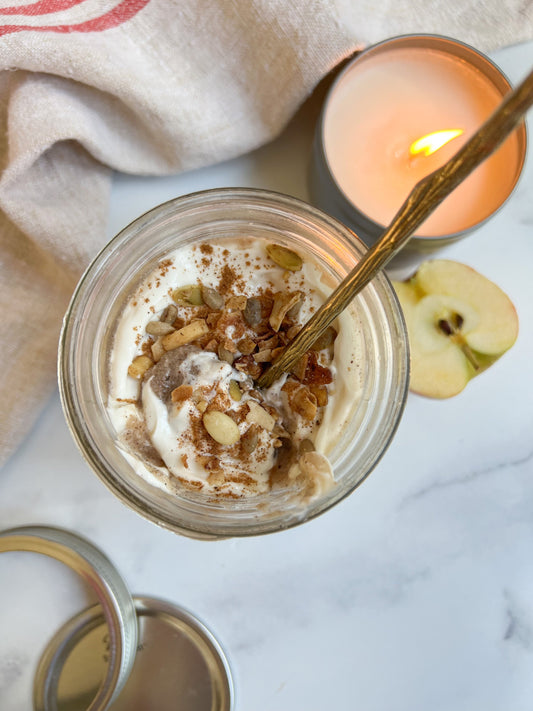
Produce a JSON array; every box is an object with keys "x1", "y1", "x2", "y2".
[{"x1": 107, "y1": 237, "x2": 363, "y2": 501}]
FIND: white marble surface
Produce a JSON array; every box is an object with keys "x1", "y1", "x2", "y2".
[{"x1": 1, "y1": 41, "x2": 533, "y2": 711}]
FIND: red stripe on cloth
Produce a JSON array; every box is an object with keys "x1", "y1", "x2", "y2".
[
  {"x1": 0, "y1": 1, "x2": 85, "y2": 16},
  {"x1": 0, "y1": 0, "x2": 150, "y2": 34}
]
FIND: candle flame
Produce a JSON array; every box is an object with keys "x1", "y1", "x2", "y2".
[{"x1": 409, "y1": 129, "x2": 464, "y2": 158}]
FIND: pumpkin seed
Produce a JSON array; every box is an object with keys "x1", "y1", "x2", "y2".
[
  {"x1": 172, "y1": 284, "x2": 203, "y2": 306},
  {"x1": 266, "y1": 244, "x2": 303, "y2": 271},
  {"x1": 201, "y1": 286, "x2": 224, "y2": 310}
]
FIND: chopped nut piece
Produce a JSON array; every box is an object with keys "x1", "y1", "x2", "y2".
[
  {"x1": 253, "y1": 348, "x2": 272, "y2": 363},
  {"x1": 162, "y1": 320, "x2": 209, "y2": 351},
  {"x1": 203, "y1": 411, "x2": 241, "y2": 445},
  {"x1": 203, "y1": 339, "x2": 218, "y2": 353},
  {"x1": 283, "y1": 380, "x2": 318, "y2": 420},
  {"x1": 286, "y1": 325, "x2": 300, "y2": 341},
  {"x1": 160, "y1": 304, "x2": 178, "y2": 324},
  {"x1": 254, "y1": 319, "x2": 273, "y2": 337},
  {"x1": 206, "y1": 312, "x2": 220, "y2": 327},
  {"x1": 145, "y1": 320, "x2": 175, "y2": 336},
  {"x1": 127, "y1": 355, "x2": 153, "y2": 379},
  {"x1": 269, "y1": 291, "x2": 302, "y2": 332},
  {"x1": 151, "y1": 338, "x2": 166, "y2": 363},
  {"x1": 273, "y1": 424, "x2": 290, "y2": 438},
  {"x1": 243, "y1": 297, "x2": 261, "y2": 326},
  {"x1": 290, "y1": 386, "x2": 318, "y2": 421},
  {"x1": 246, "y1": 400, "x2": 276, "y2": 431},
  {"x1": 241, "y1": 424, "x2": 260, "y2": 454},
  {"x1": 229, "y1": 380, "x2": 242, "y2": 401},
  {"x1": 201, "y1": 285, "x2": 225, "y2": 310},
  {"x1": 311, "y1": 326, "x2": 338, "y2": 351},
  {"x1": 217, "y1": 344, "x2": 235, "y2": 364},
  {"x1": 234, "y1": 355, "x2": 262, "y2": 379},
  {"x1": 226, "y1": 295, "x2": 247, "y2": 310},
  {"x1": 290, "y1": 353, "x2": 308, "y2": 381},
  {"x1": 223, "y1": 338, "x2": 237, "y2": 354},
  {"x1": 303, "y1": 351, "x2": 333, "y2": 384},
  {"x1": 262, "y1": 403, "x2": 278, "y2": 419},
  {"x1": 171, "y1": 384, "x2": 193, "y2": 402},
  {"x1": 281, "y1": 379, "x2": 300, "y2": 397},
  {"x1": 237, "y1": 337, "x2": 256, "y2": 355},
  {"x1": 310, "y1": 384, "x2": 329, "y2": 407},
  {"x1": 141, "y1": 339, "x2": 154, "y2": 358},
  {"x1": 271, "y1": 346, "x2": 285, "y2": 360},
  {"x1": 266, "y1": 243, "x2": 303, "y2": 271},
  {"x1": 216, "y1": 311, "x2": 246, "y2": 339},
  {"x1": 258, "y1": 334, "x2": 279, "y2": 350},
  {"x1": 286, "y1": 299, "x2": 303, "y2": 320},
  {"x1": 172, "y1": 284, "x2": 203, "y2": 306}
]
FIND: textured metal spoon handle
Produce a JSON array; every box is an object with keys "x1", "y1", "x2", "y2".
[{"x1": 258, "y1": 67, "x2": 533, "y2": 389}]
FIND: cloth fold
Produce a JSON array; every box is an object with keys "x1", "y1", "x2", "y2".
[{"x1": 0, "y1": 0, "x2": 532, "y2": 466}]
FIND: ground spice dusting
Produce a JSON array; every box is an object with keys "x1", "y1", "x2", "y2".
[
  {"x1": 218, "y1": 264, "x2": 237, "y2": 294},
  {"x1": 113, "y1": 236, "x2": 344, "y2": 500}
]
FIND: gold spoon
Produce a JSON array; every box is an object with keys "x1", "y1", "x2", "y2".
[{"x1": 257, "y1": 67, "x2": 533, "y2": 389}]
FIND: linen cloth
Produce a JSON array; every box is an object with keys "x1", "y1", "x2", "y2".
[{"x1": 0, "y1": 0, "x2": 531, "y2": 466}]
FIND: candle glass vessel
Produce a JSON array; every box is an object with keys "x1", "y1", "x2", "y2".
[
  {"x1": 309, "y1": 34, "x2": 527, "y2": 276},
  {"x1": 59, "y1": 188, "x2": 409, "y2": 539}
]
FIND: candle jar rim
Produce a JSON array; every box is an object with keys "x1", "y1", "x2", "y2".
[{"x1": 313, "y1": 33, "x2": 528, "y2": 247}]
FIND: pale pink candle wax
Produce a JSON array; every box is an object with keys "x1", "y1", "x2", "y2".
[{"x1": 323, "y1": 47, "x2": 521, "y2": 236}]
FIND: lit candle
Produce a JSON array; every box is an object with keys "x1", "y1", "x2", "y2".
[{"x1": 310, "y1": 36, "x2": 527, "y2": 271}]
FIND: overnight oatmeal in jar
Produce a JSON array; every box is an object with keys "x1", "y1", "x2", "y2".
[
  {"x1": 59, "y1": 188, "x2": 409, "y2": 537},
  {"x1": 107, "y1": 237, "x2": 363, "y2": 504}
]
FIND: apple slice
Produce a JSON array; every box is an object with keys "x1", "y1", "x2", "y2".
[{"x1": 392, "y1": 260, "x2": 518, "y2": 398}]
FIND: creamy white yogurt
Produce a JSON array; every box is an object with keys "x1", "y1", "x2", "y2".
[{"x1": 107, "y1": 237, "x2": 364, "y2": 498}]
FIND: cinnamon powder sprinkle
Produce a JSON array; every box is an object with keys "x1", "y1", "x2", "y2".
[
  {"x1": 218, "y1": 264, "x2": 238, "y2": 294},
  {"x1": 118, "y1": 237, "x2": 339, "y2": 499}
]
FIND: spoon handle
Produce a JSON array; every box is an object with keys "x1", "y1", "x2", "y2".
[{"x1": 257, "y1": 67, "x2": 533, "y2": 389}]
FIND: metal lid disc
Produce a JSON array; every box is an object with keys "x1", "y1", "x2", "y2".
[
  {"x1": 34, "y1": 596, "x2": 234, "y2": 711},
  {"x1": 0, "y1": 526, "x2": 138, "y2": 711}
]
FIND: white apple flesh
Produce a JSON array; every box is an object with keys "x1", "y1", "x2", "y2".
[{"x1": 393, "y1": 260, "x2": 519, "y2": 398}]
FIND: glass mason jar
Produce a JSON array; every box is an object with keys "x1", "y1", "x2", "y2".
[{"x1": 59, "y1": 188, "x2": 409, "y2": 539}]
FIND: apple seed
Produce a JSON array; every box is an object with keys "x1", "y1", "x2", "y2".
[{"x1": 438, "y1": 314, "x2": 480, "y2": 371}]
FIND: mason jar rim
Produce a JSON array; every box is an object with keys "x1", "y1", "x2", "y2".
[{"x1": 59, "y1": 187, "x2": 410, "y2": 538}]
